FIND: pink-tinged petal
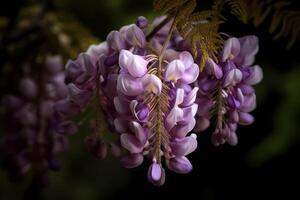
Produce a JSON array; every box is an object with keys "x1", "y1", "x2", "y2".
[
  {"x1": 119, "y1": 50, "x2": 148, "y2": 78},
  {"x1": 182, "y1": 87, "x2": 199, "y2": 107},
  {"x1": 175, "y1": 88, "x2": 185, "y2": 106},
  {"x1": 222, "y1": 37, "x2": 240, "y2": 62},
  {"x1": 238, "y1": 112, "x2": 254, "y2": 125},
  {"x1": 130, "y1": 121, "x2": 147, "y2": 144},
  {"x1": 167, "y1": 156, "x2": 192, "y2": 174},
  {"x1": 117, "y1": 74, "x2": 144, "y2": 96},
  {"x1": 180, "y1": 63, "x2": 199, "y2": 84},
  {"x1": 171, "y1": 118, "x2": 196, "y2": 138},
  {"x1": 148, "y1": 163, "x2": 162, "y2": 181},
  {"x1": 164, "y1": 60, "x2": 185, "y2": 82},
  {"x1": 223, "y1": 68, "x2": 243, "y2": 87},
  {"x1": 120, "y1": 134, "x2": 144, "y2": 153},
  {"x1": 120, "y1": 154, "x2": 144, "y2": 168},
  {"x1": 236, "y1": 35, "x2": 259, "y2": 66},
  {"x1": 206, "y1": 58, "x2": 223, "y2": 79},
  {"x1": 179, "y1": 51, "x2": 194, "y2": 68},
  {"x1": 195, "y1": 117, "x2": 210, "y2": 132},
  {"x1": 142, "y1": 74, "x2": 162, "y2": 95},
  {"x1": 245, "y1": 65, "x2": 263, "y2": 85},
  {"x1": 114, "y1": 96, "x2": 130, "y2": 114},
  {"x1": 170, "y1": 133, "x2": 197, "y2": 156}
]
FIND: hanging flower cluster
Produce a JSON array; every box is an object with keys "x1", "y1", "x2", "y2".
[
  {"x1": 0, "y1": 56, "x2": 68, "y2": 185},
  {"x1": 195, "y1": 36, "x2": 263, "y2": 146},
  {"x1": 55, "y1": 16, "x2": 263, "y2": 186}
]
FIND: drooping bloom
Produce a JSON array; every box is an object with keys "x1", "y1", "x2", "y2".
[
  {"x1": 0, "y1": 56, "x2": 69, "y2": 185},
  {"x1": 195, "y1": 36, "x2": 263, "y2": 146}
]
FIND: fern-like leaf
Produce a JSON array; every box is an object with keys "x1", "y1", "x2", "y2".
[{"x1": 226, "y1": 0, "x2": 248, "y2": 23}]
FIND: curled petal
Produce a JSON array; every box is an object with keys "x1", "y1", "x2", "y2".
[
  {"x1": 206, "y1": 58, "x2": 223, "y2": 79},
  {"x1": 119, "y1": 50, "x2": 148, "y2": 78},
  {"x1": 120, "y1": 134, "x2": 144, "y2": 153},
  {"x1": 171, "y1": 118, "x2": 196, "y2": 138},
  {"x1": 164, "y1": 60, "x2": 185, "y2": 82},
  {"x1": 136, "y1": 16, "x2": 148, "y2": 29},
  {"x1": 222, "y1": 37, "x2": 240, "y2": 62},
  {"x1": 130, "y1": 121, "x2": 147, "y2": 144},
  {"x1": 170, "y1": 133, "x2": 197, "y2": 156},
  {"x1": 117, "y1": 74, "x2": 144, "y2": 96},
  {"x1": 179, "y1": 51, "x2": 194, "y2": 68},
  {"x1": 124, "y1": 24, "x2": 146, "y2": 47},
  {"x1": 86, "y1": 42, "x2": 109, "y2": 65},
  {"x1": 244, "y1": 65, "x2": 263, "y2": 85},
  {"x1": 142, "y1": 74, "x2": 162, "y2": 95},
  {"x1": 167, "y1": 156, "x2": 193, "y2": 174},
  {"x1": 180, "y1": 63, "x2": 199, "y2": 84},
  {"x1": 67, "y1": 84, "x2": 92, "y2": 107},
  {"x1": 236, "y1": 35, "x2": 259, "y2": 66},
  {"x1": 223, "y1": 69, "x2": 243, "y2": 87},
  {"x1": 114, "y1": 96, "x2": 130, "y2": 114},
  {"x1": 130, "y1": 100, "x2": 149, "y2": 122},
  {"x1": 182, "y1": 87, "x2": 199, "y2": 107},
  {"x1": 106, "y1": 31, "x2": 125, "y2": 51}
]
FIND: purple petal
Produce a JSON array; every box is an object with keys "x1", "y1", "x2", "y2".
[
  {"x1": 180, "y1": 63, "x2": 199, "y2": 84},
  {"x1": 148, "y1": 163, "x2": 162, "y2": 182},
  {"x1": 223, "y1": 68, "x2": 243, "y2": 87},
  {"x1": 86, "y1": 42, "x2": 109, "y2": 65},
  {"x1": 238, "y1": 112, "x2": 254, "y2": 125},
  {"x1": 142, "y1": 74, "x2": 162, "y2": 95},
  {"x1": 136, "y1": 16, "x2": 148, "y2": 29},
  {"x1": 195, "y1": 117, "x2": 210, "y2": 132},
  {"x1": 130, "y1": 100, "x2": 149, "y2": 122},
  {"x1": 182, "y1": 87, "x2": 199, "y2": 107},
  {"x1": 167, "y1": 156, "x2": 193, "y2": 174},
  {"x1": 222, "y1": 37, "x2": 240, "y2": 62},
  {"x1": 236, "y1": 35, "x2": 259, "y2": 66},
  {"x1": 179, "y1": 51, "x2": 194, "y2": 68},
  {"x1": 120, "y1": 154, "x2": 144, "y2": 168},
  {"x1": 124, "y1": 24, "x2": 146, "y2": 47},
  {"x1": 206, "y1": 58, "x2": 223, "y2": 79},
  {"x1": 120, "y1": 134, "x2": 144, "y2": 153},
  {"x1": 117, "y1": 74, "x2": 144, "y2": 96},
  {"x1": 19, "y1": 77, "x2": 37, "y2": 99},
  {"x1": 244, "y1": 65, "x2": 263, "y2": 85},
  {"x1": 171, "y1": 118, "x2": 196, "y2": 138},
  {"x1": 119, "y1": 50, "x2": 148, "y2": 78},
  {"x1": 170, "y1": 133, "x2": 197, "y2": 156},
  {"x1": 56, "y1": 121, "x2": 78, "y2": 135},
  {"x1": 106, "y1": 30, "x2": 125, "y2": 51},
  {"x1": 227, "y1": 131, "x2": 238, "y2": 146},
  {"x1": 130, "y1": 121, "x2": 147, "y2": 144},
  {"x1": 164, "y1": 60, "x2": 185, "y2": 82},
  {"x1": 67, "y1": 84, "x2": 92, "y2": 107},
  {"x1": 114, "y1": 96, "x2": 130, "y2": 114}
]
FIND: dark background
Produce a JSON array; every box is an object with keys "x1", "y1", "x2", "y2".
[{"x1": 1, "y1": 0, "x2": 300, "y2": 199}]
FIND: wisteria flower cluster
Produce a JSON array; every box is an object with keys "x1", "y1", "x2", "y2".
[
  {"x1": 55, "y1": 15, "x2": 262, "y2": 186},
  {"x1": 0, "y1": 56, "x2": 68, "y2": 185}
]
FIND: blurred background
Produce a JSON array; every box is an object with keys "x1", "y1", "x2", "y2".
[{"x1": 0, "y1": 0, "x2": 300, "y2": 199}]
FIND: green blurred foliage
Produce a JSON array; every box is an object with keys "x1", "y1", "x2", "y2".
[{"x1": 247, "y1": 66, "x2": 300, "y2": 167}]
